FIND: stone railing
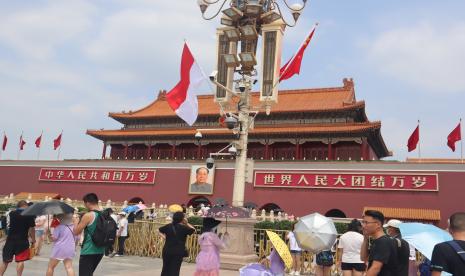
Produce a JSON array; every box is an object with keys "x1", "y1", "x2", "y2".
[
  {"x1": 2, "y1": 194, "x2": 303, "y2": 223},
  {"x1": 251, "y1": 209, "x2": 299, "y2": 222}
]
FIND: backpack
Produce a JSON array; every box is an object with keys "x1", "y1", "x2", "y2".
[
  {"x1": 316, "y1": 250, "x2": 334, "y2": 267},
  {"x1": 447, "y1": 240, "x2": 465, "y2": 263},
  {"x1": 91, "y1": 211, "x2": 118, "y2": 247},
  {"x1": 393, "y1": 237, "x2": 411, "y2": 274},
  {"x1": 419, "y1": 258, "x2": 432, "y2": 276}
]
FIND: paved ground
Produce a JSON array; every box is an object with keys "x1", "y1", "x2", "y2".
[{"x1": 0, "y1": 242, "x2": 238, "y2": 276}]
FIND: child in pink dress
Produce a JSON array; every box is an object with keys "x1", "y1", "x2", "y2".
[
  {"x1": 46, "y1": 213, "x2": 79, "y2": 276},
  {"x1": 194, "y1": 217, "x2": 228, "y2": 276}
]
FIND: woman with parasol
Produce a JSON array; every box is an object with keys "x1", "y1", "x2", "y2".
[
  {"x1": 239, "y1": 230, "x2": 293, "y2": 276},
  {"x1": 194, "y1": 217, "x2": 229, "y2": 276},
  {"x1": 46, "y1": 213, "x2": 80, "y2": 276}
]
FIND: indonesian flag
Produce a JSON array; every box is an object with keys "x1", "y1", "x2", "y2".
[
  {"x1": 35, "y1": 134, "x2": 42, "y2": 148},
  {"x1": 53, "y1": 133, "x2": 62, "y2": 150},
  {"x1": 407, "y1": 125, "x2": 419, "y2": 152},
  {"x1": 1, "y1": 134, "x2": 7, "y2": 151},
  {"x1": 166, "y1": 42, "x2": 208, "y2": 126},
  {"x1": 19, "y1": 135, "x2": 26, "y2": 150},
  {"x1": 447, "y1": 122, "x2": 461, "y2": 152},
  {"x1": 279, "y1": 24, "x2": 317, "y2": 82}
]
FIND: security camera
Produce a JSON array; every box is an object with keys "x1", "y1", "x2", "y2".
[
  {"x1": 224, "y1": 116, "x2": 237, "y2": 130},
  {"x1": 238, "y1": 82, "x2": 246, "y2": 93},
  {"x1": 206, "y1": 157, "x2": 215, "y2": 169},
  {"x1": 228, "y1": 145, "x2": 237, "y2": 155},
  {"x1": 209, "y1": 70, "x2": 218, "y2": 81},
  {"x1": 195, "y1": 131, "x2": 202, "y2": 141}
]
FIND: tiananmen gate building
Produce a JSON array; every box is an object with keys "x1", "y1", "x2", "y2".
[{"x1": 0, "y1": 79, "x2": 462, "y2": 227}]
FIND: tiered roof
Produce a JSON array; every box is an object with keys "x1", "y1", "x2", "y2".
[
  {"x1": 87, "y1": 78, "x2": 389, "y2": 157},
  {"x1": 108, "y1": 78, "x2": 365, "y2": 122},
  {"x1": 87, "y1": 122, "x2": 381, "y2": 139}
]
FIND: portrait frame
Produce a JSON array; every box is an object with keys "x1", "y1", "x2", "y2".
[{"x1": 188, "y1": 164, "x2": 215, "y2": 195}]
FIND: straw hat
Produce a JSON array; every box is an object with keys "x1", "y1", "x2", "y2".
[
  {"x1": 265, "y1": 230, "x2": 293, "y2": 269},
  {"x1": 168, "y1": 204, "x2": 183, "y2": 213}
]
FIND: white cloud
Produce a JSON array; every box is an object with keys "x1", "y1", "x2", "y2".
[
  {"x1": 0, "y1": 1, "x2": 96, "y2": 60},
  {"x1": 365, "y1": 22, "x2": 465, "y2": 93},
  {"x1": 84, "y1": 5, "x2": 217, "y2": 87}
]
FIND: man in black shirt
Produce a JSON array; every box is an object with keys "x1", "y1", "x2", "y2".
[
  {"x1": 361, "y1": 210, "x2": 398, "y2": 276},
  {"x1": 384, "y1": 219, "x2": 411, "y2": 276},
  {"x1": 158, "y1": 212, "x2": 196, "y2": 276},
  {"x1": 0, "y1": 200, "x2": 36, "y2": 276},
  {"x1": 431, "y1": 212, "x2": 465, "y2": 276}
]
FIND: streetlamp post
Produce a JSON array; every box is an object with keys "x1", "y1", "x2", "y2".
[
  {"x1": 196, "y1": 0, "x2": 308, "y2": 207},
  {"x1": 232, "y1": 79, "x2": 251, "y2": 206}
]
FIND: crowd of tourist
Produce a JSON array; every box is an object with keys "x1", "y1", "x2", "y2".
[
  {"x1": 0, "y1": 193, "x2": 130, "y2": 276},
  {"x1": 0, "y1": 192, "x2": 464, "y2": 276}
]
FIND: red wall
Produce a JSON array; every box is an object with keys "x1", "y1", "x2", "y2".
[{"x1": 0, "y1": 162, "x2": 462, "y2": 228}]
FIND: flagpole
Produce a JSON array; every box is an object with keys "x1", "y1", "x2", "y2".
[
  {"x1": 37, "y1": 130, "x2": 43, "y2": 160},
  {"x1": 57, "y1": 130, "x2": 63, "y2": 161},
  {"x1": 460, "y1": 118, "x2": 463, "y2": 163},
  {"x1": 17, "y1": 131, "x2": 23, "y2": 160},
  {"x1": 417, "y1": 120, "x2": 421, "y2": 161},
  {"x1": 0, "y1": 131, "x2": 4, "y2": 160}
]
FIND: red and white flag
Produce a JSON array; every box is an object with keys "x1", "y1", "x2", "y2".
[
  {"x1": 53, "y1": 133, "x2": 62, "y2": 150},
  {"x1": 447, "y1": 122, "x2": 461, "y2": 152},
  {"x1": 19, "y1": 135, "x2": 26, "y2": 150},
  {"x1": 166, "y1": 42, "x2": 208, "y2": 126},
  {"x1": 35, "y1": 133, "x2": 42, "y2": 148},
  {"x1": 279, "y1": 24, "x2": 317, "y2": 82},
  {"x1": 407, "y1": 124, "x2": 419, "y2": 152},
  {"x1": 1, "y1": 133, "x2": 7, "y2": 151}
]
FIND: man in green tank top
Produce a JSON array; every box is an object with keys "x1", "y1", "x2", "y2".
[{"x1": 74, "y1": 193, "x2": 104, "y2": 276}]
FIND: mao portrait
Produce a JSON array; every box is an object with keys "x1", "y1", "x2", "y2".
[{"x1": 189, "y1": 165, "x2": 215, "y2": 195}]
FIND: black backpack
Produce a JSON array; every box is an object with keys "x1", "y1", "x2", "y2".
[
  {"x1": 91, "y1": 211, "x2": 118, "y2": 247},
  {"x1": 393, "y1": 237, "x2": 411, "y2": 274}
]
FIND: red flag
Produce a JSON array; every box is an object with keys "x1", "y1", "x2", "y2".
[
  {"x1": 447, "y1": 123, "x2": 461, "y2": 152},
  {"x1": 407, "y1": 125, "x2": 419, "y2": 152},
  {"x1": 19, "y1": 135, "x2": 26, "y2": 150},
  {"x1": 1, "y1": 134, "x2": 7, "y2": 151},
  {"x1": 279, "y1": 24, "x2": 317, "y2": 82},
  {"x1": 35, "y1": 134, "x2": 42, "y2": 148},
  {"x1": 53, "y1": 133, "x2": 62, "y2": 150},
  {"x1": 166, "y1": 43, "x2": 207, "y2": 126}
]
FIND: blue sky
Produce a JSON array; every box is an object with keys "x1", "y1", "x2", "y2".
[{"x1": 0, "y1": 0, "x2": 464, "y2": 161}]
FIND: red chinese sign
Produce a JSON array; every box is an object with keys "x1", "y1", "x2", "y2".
[
  {"x1": 39, "y1": 168, "x2": 156, "y2": 185},
  {"x1": 254, "y1": 171, "x2": 438, "y2": 192}
]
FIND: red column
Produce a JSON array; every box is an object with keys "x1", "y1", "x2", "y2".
[
  {"x1": 295, "y1": 141, "x2": 300, "y2": 160},
  {"x1": 327, "y1": 142, "x2": 333, "y2": 160},
  {"x1": 197, "y1": 144, "x2": 202, "y2": 159},
  {"x1": 146, "y1": 144, "x2": 152, "y2": 159},
  {"x1": 361, "y1": 138, "x2": 368, "y2": 160},
  {"x1": 264, "y1": 141, "x2": 269, "y2": 160},
  {"x1": 171, "y1": 144, "x2": 176, "y2": 159},
  {"x1": 101, "y1": 143, "x2": 107, "y2": 159},
  {"x1": 124, "y1": 144, "x2": 129, "y2": 159}
]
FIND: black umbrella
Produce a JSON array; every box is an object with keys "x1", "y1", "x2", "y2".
[
  {"x1": 206, "y1": 206, "x2": 250, "y2": 232},
  {"x1": 215, "y1": 198, "x2": 228, "y2": 207},
  {"x1": 244, "y1": 202, "x2": 257, "y2": 209},
  {"x1": 21, "y1": 201, "x2": 75, "y2": 216},
  {"x1": 207, "y1": 205, "x2": 249, "y2": 219}
]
